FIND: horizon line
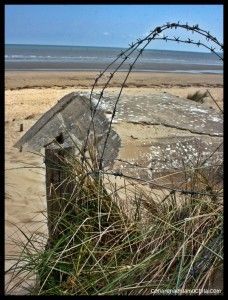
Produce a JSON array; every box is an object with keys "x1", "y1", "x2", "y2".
[{"x1": 5, "y1": 43, "x2": 219, "y2": 54}]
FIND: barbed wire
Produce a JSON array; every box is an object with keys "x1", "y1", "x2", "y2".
[
  {"x1": 152, "y1": 37, "x2": 223, "y2": 60},
  {"x1": 80, "y1": 22, "x2": 223, "y2": 170},
  {"x1": 206, "y1": 89, "x2": 223, "y2": 114},
  {"x1": 85, "y1": 169, "x2": 222, "y2": 198},
  {"x1": 79, "y1": 21, "x2": 223, "y2": 196}
]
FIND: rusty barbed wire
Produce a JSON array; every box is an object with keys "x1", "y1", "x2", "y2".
[
  {"x1": 79, "y1": 22, "x2": 223, "y2": 195},
  {"x1": 152, "y1": 37, "x2": 223, "y2": 60},
  {"x1": 206, "y1": 89, "x2": 223, "y2": 114},
  {"x1": 85, "y1": 169, "x2": 223, "y2": 198},
  {"x1": 81, "y1": 22, "x2": 223, "y2": 167}
]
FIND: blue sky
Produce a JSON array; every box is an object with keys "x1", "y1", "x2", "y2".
[{"x1": 5, "y1": 4, "x2": 223, "y2": 52}]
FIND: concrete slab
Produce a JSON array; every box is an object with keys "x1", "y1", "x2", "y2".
[{"x1": 14, "y1": 93, "x2": 121, "y2": 168}]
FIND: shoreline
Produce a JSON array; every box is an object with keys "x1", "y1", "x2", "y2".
[
  {"x1": 5, "y1": 70, "x2": 223, "y2": 91},
  {"x1": 5, "y1": 69, "x2": 223, "y2": 74},
  {"x1": 5, "y1": 64, "x2": 223, "y2": 73}
]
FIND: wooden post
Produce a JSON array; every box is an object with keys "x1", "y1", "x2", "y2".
[
  {"x1": 19, "y1": 123, "x2": 23, "y2": 132},
  {"x1": 44, "y1": 146, "x2": 75, "y2": 246}
]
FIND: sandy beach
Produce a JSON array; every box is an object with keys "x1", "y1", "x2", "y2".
[{"x1": 5, "y1": 70, "x2": 223, "y2": 293}]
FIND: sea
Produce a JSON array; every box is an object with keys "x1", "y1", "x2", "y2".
[{"x1": 5, "y1": 44, "x2": 223, "y2": 74}]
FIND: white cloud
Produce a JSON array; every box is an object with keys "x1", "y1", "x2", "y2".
[{"x1": 103, "y1": 32, "x2": 110, "y2": 36}]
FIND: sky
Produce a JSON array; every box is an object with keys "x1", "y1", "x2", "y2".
[{"x1": 5, "y1": 4, "x2": 223, "y2": 52}]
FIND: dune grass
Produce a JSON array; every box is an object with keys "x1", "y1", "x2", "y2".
[
  {"x1": 5, "y1": 145, "x2": 223, "y2": 295},
  {"x1": 187, "y1": 90, "x2": 209, "y2": 103}
]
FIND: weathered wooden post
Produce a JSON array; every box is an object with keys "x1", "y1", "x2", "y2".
[
  {"x1": 14, "y1": 92, "x2": 121, "y2": 246},
  {"x1": 44, "y1": 146, "x2": 75, "y2": 243}
]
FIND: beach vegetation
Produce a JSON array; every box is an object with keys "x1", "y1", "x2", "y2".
[
  {"x1": 187, "y1": 90, "x2": 208, "y2": 103},
  {"x1": 5, "y1": 146, "x2": 223, "y2": 295}
]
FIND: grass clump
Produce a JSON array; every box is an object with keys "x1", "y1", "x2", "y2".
[
  {"x1": 187, "y1": 90, "x2": 208, "y2": 103},
  {"x1": 5, "y1": 147, "x2": 223, "y2": 296}
]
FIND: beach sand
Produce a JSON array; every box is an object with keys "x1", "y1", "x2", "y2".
[{"x1": 5, "y1": 71, "x2": 223, "y2": 294}]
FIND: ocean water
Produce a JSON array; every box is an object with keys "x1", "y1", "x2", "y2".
[{"x1": 5, "y1": 44, "x2": 223, "y2": 73}]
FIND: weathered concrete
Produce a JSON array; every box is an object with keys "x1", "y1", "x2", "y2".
[
  {"x1": 81, "y1": 91, "x2": 223, "y2": 181},
  {"x1": 14, "y1": 92, "x2": 121, "y2": 168},
  {"x1": 14, "y1": 91, "x2": 223, "y2": 180},
  {"x1": 113, "y1": 135, "x2": 222, "y2": 181},
  {"x1": 87, "y1": 92, "x2": 223, "y2": 137}
]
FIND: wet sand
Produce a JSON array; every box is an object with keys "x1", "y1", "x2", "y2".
[{"x1": 5, "y1": 70, "x2": 223, "y2": 90}]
